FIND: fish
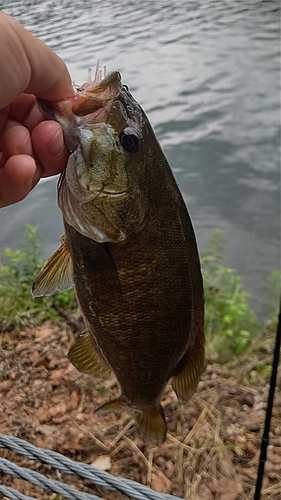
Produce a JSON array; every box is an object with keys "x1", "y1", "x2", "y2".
[{"x1": 32, "y1": 64, "x2": 205, "y2": 443}]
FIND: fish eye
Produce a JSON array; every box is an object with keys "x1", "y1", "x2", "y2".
[{"x1": 119, "y1": 129, "x2": 140, "y2": 153}]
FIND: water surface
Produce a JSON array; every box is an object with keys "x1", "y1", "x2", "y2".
[{"x1": 1, "y1": 0, "x2": 280, "y2": 318}]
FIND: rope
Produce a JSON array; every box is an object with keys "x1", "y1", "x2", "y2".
[
  {"x1": 0, "y1": 456, "x2": 102, "y2": 500},
  {"x1": 0, "y1": 433, "x2": 182, "y2": 500},
  {"x1": 0, "y1": 485, "x2": 37, "y2": 500}
]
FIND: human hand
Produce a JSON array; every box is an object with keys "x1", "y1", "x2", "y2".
[{"x1": 0, "y1": 13, "x2": 74, "y2": 208}]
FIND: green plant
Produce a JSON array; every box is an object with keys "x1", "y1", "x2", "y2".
[
  {"x1": 0, "y1": 225, "x2": 76, "y2": 331},
  {"x1": 266, "y1": 270, "x2": 281, "y2": 321},
  {"x1": 202, "y1": 230, "x2": 259, "y2": 363}
]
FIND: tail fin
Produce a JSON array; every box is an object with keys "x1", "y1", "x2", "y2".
[
  {"x1": 134, "y1": 405, "x2": 166, "y2": 444},
  {"x1": 95, "y1": 397, "x2": 167, "y2": 443}
]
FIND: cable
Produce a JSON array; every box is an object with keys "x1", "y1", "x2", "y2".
[
  {"x1": 0, "y1": 484, "x2": 37, "y2": 500},
  {"x1": 0, "y1": 433, "x2": 182, "y2": 500}
]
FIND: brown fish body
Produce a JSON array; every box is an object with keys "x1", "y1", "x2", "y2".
[{"x1": 33, "y1": 69, "x2": 204, "y2": 442}]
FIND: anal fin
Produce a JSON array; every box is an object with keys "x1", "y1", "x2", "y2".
[
  {"x1": 68, "y1": 330, "x2": 112, "y2": 379},
  {"x1": 172, "y1": 333, "x2": 205, "y2": 404}
]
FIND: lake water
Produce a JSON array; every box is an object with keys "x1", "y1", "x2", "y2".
[{"x1": 0, "y1": 0, "x2": 280, "y2": 320}]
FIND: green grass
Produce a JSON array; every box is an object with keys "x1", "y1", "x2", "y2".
[
  {"x1": 201, "y1": 230, "x2": 262, "y2": 363},
  {"x1": 0, "y1": 225, "x2": 76, "y2": 332}
]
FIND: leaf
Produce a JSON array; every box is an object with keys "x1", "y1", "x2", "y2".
[
  {"x1": 36, "y1": 425, "x2": 57, "y2": 435},
  {"x1": 91, "y1": 455, "x2": 111, "y2": 471},
  {"x1": 151, "y1": 470, "x2": 171, "y2": 493}
]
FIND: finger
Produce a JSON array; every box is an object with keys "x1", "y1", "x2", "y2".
[
  {"x1": 31, "y1": 121, "x2": 70, "y2": 177},
  {"x1": 0, "y1": 105, "x2": 10, "y2": 134},
  {"x1": 0, "y1": 122, "x2": 33, "y2": 157},
  {"x1": 0, "y1": 154, "x2": 37, "y2": 208},
  {"x1": 9, "y1": 94, "x2": 45, "y2": 131}
]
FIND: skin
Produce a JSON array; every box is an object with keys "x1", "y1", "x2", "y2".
[{"x1": 0, "y1": 12, "x2": 74, "y2": 208}]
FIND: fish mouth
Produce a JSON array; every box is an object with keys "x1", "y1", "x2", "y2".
[
  {"x1": 71, "y1": 71, "x2": 122, "y2": 121},
  {"x1": 37, "y1": 70, "x2": 122, "y2": 125},
  {"x1": 76, "y1": 69, "x2": 122, "y2": 94},
  {"x1": 37, "y1": 69, "x2": 124, "y2": 151}
]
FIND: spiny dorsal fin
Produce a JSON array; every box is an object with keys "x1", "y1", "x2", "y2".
[
  {"x1": 68, "y1": 330, "x2": 112, "y2": 379},
  {"x1": 32, "y1": 236, "x2": 73, "y2": 297}
]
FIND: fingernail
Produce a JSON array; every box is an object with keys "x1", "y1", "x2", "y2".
[{"x1": 47, "y1": 130, "x2": 65, "y2": 157}]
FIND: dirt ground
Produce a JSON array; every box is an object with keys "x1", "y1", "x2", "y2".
[{"x1": 0, "y1": 320, "x2": 280, "y2": 500}]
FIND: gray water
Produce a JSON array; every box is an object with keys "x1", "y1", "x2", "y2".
[{"x1": 0, "y1": 0, "x2": 280, "y2": 319}]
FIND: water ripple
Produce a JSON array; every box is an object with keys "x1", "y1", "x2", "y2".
[{"x1": 1, "y1": 0, "x2": 280, "y2": 318}]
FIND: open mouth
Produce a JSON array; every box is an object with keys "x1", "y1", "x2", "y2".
[{"x1": 72, "y1": 70, "x2": 122, "y2": 120}]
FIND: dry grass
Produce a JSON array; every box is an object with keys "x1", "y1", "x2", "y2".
[{"x1": 0, "y1": 321, "x2": 280, "y2": 499}]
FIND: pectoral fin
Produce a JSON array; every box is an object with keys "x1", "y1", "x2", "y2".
[
  {"x1": 95, "y1": 397, "x2": 167, "y2": 443},
  {"x1": 172, "y1": 333, "x2": 205, "y2": 404},
  {"x1": 32, "y1": 236, "x2": 73, "y2": 297},
  {"x1": 68, "y1": 330, "x2": 111, "y2": 378}
]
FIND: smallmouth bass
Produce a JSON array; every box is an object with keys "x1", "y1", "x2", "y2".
[{"x1": 32, "y1": 66, "x2": 205, "y2": 443}]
